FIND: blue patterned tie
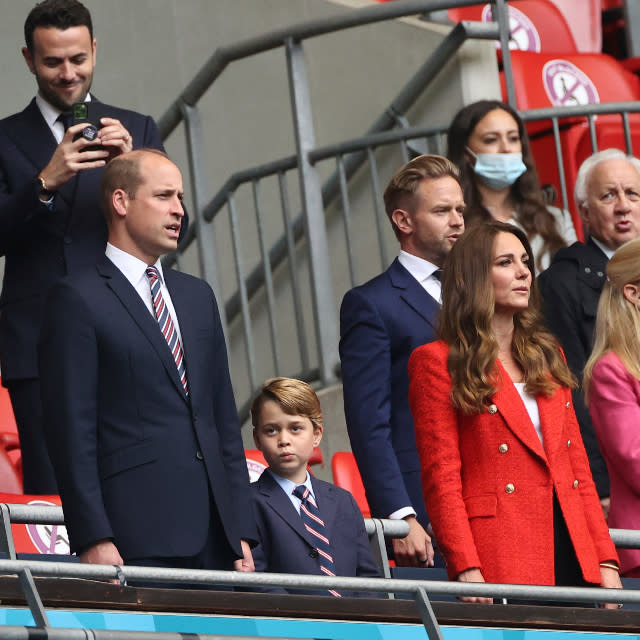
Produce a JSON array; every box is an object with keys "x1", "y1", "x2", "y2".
[
  {"x1": 293, "y1": 485, "x2": 341, "y2": 597},
  {"x1": 145, "y1": 266, "x2": 188, "y2": 395}
]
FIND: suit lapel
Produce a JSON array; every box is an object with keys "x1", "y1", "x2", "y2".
[
  {"x1": 97, "y1": 258, "x2": 188, "y2": 401},
  {"x1": 388, "y1": 258, "x2": 439, "y2": 329},
  {"x1": 537, "y1": 388, "x2": 566, "y2": 462},
  {"x1": 259, "y1": 472, "x2": 315, "y2": 546},
  {"x1": 492, "y1": 360, "x2": 547, "y2": 461},
  {"x1": 4, "y1": 100, "x2": 57, "y2": 171}
]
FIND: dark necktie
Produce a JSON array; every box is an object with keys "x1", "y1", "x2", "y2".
[
  {"x1": 145, "y1": 266, "x2": 188, "y2": 395},
  {"x1": 293, "y1": 484, "x2": 341, "y2": 597},
  {"x1": 58, "y1": 112, "x2": 73, "y2": 132},
  {"x1": 432, "y1": 269, "x2": 442, "y2": 282}
]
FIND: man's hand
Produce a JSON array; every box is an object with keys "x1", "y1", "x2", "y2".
[
  {"x1": 391, "y1": 515, "x2": 434, "y2": 567},
  {"x1": 98, "y1": 117, "x2": 134, "y2": 158},
  {"x1": 39, "y1": 123, "x2": 109, "y2": 191},
  {"x1": 456, "y1": 568, "x2": 493, "y2": 604},
  {"x1": 233, "y1": 539, "x2": 255, "y2": 572},
  {"x1": 79, "y1": 539, "x2": 124, "y2": 584}
]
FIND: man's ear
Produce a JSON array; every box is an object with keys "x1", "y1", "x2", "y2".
[
  {"x1": 391, "y1": 208, "x2": 413, "y2": 236},
  {"x1": 22, "y1": 47, "x2": 36, "y2": 74},
  {"x1": 112, "y1": 189, "x2": 129, "y2": 219}
]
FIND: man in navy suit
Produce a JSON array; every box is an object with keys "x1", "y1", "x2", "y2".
[
  {"x1": 0, "y1": 0, "x2": 173, "y2": 493},
  {"x1": 39, "y1": 149, "x2": 255, "y2": 572},
  {"x1": 339, "y1": 155, "x2": 465, "y2": 567},
  {"x1": 250, "y1": 377, "x2": 379, "y2": 596}
]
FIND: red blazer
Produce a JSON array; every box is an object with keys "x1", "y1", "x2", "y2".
[
  {"x1": 589, "y1": 351, "x2": 640, "y2": 575},
  {"x1": 408, "y1": 340, "x2": 617, "y2": 586}
]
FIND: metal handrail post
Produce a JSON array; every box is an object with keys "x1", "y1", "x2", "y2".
[
  {"x1": 624, "y1": 0, "x2": 640, "y2": 58},
  {"x1": 415, "y1": 587, "x2": 445, "y2": 640},
  {"x1": 494, "y1": 0, "x2": 516, "y2": 109},
  {"x1": 179, "y1": 103, "x2": 225, "y2": 319},
  {"x1": 285, "y1": 37, "x2": 339, "y2": 385},
  {"x1": 0, "y1": 503, "x2": 17, "y2": 560}
]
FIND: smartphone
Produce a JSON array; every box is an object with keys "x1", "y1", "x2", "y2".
[{"x1": 72, "y1": 102, "x2": 105, "y2": 150}]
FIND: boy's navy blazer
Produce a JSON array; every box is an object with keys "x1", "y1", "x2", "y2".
[{"x1": 251, "y1": 470, "x2": 380, "y2": 596}]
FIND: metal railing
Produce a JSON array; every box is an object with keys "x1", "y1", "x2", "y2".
[
  {"x1": 158, "y1": 0, "x2": 511, "y2": 416},
  {"x1": 157, "y1": 0, "x2": 640, "y2": 419}
]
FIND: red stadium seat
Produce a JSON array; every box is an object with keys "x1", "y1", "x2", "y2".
[
  {"x1": 506, "y1": 50, "x2": 640, "y2": 237},
  {"x1": 0, "y1": 493, "x2": 68, "y2": 555},
  {"x1": 0, "y1": 449, "x2": 22, "y2": 494},
  {"x1": 0, "y1": 380, "x2": 22, "y2": 483},
  {"x1": 331, "y1": 451, "x2": 371, "y2": 519},
  {"x1": 448, "y1": 0, "x2": 577, "y2": 54}
]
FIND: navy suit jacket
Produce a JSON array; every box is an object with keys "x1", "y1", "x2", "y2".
[
  {"x1": 339, "y1": 258, "x2": 439, "y2": 527},
  {"x1": 251, "y1": 470, "x2": 380, "y2": 596},
  {"x1": 38, "y1": 256, "x2": 256, "y2": 561},
  {"x1": 0, "y1": 97, "x2": 168, "y2": 383}
]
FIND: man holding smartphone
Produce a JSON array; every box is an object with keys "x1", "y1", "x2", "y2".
[{"x1": 0, "y1": 0, "x2": 176, "y2": 494}]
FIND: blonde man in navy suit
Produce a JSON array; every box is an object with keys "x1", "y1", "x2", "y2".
[{"x1": 250, "y1": 377, "x2": 379, "y2": 596}]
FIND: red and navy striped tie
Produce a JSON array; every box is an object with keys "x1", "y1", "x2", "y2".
[
  {"x1": 145, "y1": 266, "x2": 188, "y2": 395},
  {"x1": 293, "y1": 484, "x2": 341, "y2": 597}
]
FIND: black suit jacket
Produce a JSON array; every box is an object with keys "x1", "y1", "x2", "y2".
[
  {"x1": 339, "y1": 258, "x2": 439, "y2": 527},
  {"x1": 38, "y1": 257, "x2": 255, "y2": 560},
  {"x1": 0, "y1": 98, "x2": 169, "y2": 382},
  {"x1": 538, "y1": 238, "x2": 610, "y2": 496},
  {"x1": 251, "y1": 470, "x2": 379, "y2": 596}
]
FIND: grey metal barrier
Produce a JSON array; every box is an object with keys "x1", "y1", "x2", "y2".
[{"x1": 157, "y1": 0, "x2": 511, "y2": 416}]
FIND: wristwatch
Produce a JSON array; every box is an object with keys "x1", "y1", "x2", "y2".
[{"x1": 36, "y1": 175, "x2": 55, "y2": 201}]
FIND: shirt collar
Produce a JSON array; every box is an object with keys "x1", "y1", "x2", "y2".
[
  {"x1": 35, "y1": 92, "x2": 92, "y2": 129},
  {"x1": 106, "y1": 242, "x2": 164, "y2": 288},
  {"x1": 268, "y1": 469, "x2": 314, "y2": 500},
  {"x1": 398, "y1": 249, "x2": 440, "y2": 282},
  {"x1": 590, "y1": 236, "x2": 616, "y2": 260}
]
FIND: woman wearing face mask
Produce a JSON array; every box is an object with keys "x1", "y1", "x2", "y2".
[
  {"x1": 584, "y1": 237, "x2": 640, "y2": 578},
  {"x1": 447, "y1": 100, "x2": 576, "y2": 272}
]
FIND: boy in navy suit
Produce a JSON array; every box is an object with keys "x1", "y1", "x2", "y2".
[{"x1": 250, "y1": 377, "x2": 380, "y2": 596}]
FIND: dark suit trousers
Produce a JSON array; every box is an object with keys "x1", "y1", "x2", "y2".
[{"x1": 7, "y1": 378, "x2": 57, "y2": 494}]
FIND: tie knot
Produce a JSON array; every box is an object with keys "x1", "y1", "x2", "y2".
[
  {"x1": 145, "y1": 266, "x2": 160, "y2": 283},
  {"x1": 58, "y1": 112, "x2": 73, "y2": 131},
  {"x1": 293, "y1": 485, "x2": 309, "y2": 501},
  {"x1": 432, "y1": 269, "x2": 443, "y2": 282}
]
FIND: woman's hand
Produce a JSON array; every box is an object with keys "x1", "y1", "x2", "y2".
[
  {"x1": 456, "y1": 568, "x2": 493, "y2": 603},
  {"x1": 598, "y1": 565, "x2": 623, "y2": 609}
]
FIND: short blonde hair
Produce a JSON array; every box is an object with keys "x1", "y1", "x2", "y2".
[{"x1": 251, "y1": 377, "x2": 323, "y2": 431}]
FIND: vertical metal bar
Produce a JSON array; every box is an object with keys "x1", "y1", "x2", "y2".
[
  {"x1": 368, "y1": 519, "x2": 394, "y2": 600},
  {"x1": 588, "y1": 115, "x2": 598, "y2": 153},
  {"x1": 228, "y1": 194, "x2": 257, "y2": 393},
  {"x1": 552, "y1": 117, "x2": 570, "y2": 214},
  {"x1": 278, "y1": 171, "x2": 310, "y2": 373},
  {"x1": 18, "y1": 569, "x2": 50, "y2": 628},
  {"x1": 179, "y1": 103, "x2": 226, "y2": 331},
  {"x1": 0, "y1": 504, "x2": 17, "y2": 560},
  {"x1": 624, "y1": 0, "x2": 640, "y2": 58},
  {"x1": 495, "y1": 0, "x2": 517, "y2": 108},
  {"x1": 622, "y1": 111, "x2": 633, "y2": 154},
  {"x1": 253, "y1": 179, "x2": 281, "y2": 374},
  {"x1": 366, "y1": 148, "x2": 389, "y2": 270},
  {"x1": 414, "y1": 587, "x2": 445, "y2": 640},
  {"x1": 337, "y1": 155, "x2": 357, "y2": 287},
  {"x1": 286, "y1": 37, "x2": 339, "y2": 385},
  {"x1": 400, "y1": 139, "x2": 410, "y2": 164}
]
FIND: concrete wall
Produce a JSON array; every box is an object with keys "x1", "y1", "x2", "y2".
[{"x1": 0, "y1": 1, "x2": 501, "y2": 478}]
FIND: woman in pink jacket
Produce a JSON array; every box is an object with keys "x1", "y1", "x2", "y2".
[
  {"x1": 585, "y1": 237, "x2": 640, "y2": 578},
  {"x1": 409, "y1": 221, "x2": 621, "y2": 604}
]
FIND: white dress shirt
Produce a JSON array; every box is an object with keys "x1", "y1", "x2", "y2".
[
  {"x1": 105, "y1": 243, "x2": 183, "y2": 342},
  {"x1": 268, "y1": 469, "x2": 316, "y2": 514},
  {"x1": 398, "y1": 250, "x2": 442, "y2": 304}
]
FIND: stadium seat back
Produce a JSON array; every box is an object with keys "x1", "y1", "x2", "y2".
[{"x1": 331, "y1": 451, "x2": 371, "y2": 518}]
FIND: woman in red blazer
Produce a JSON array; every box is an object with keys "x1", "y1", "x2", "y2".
[
  {"x1": 409, "y1": 221, "x2": 621, "y2": 605},
  {"x1": 585, "y1": 237, "x2": 640, "y2": 578}
]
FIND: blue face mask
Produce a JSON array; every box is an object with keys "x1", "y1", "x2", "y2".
[{"x1": 467, "y1": 148, "x2": 527, "y2": 190}]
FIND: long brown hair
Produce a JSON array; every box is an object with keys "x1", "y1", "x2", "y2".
[
  {"x1": 447, "y1": 100, "x2": 567, "y2": 271},
  {"x1": 439, "y1": 222, "x2": 576, "y2": 414}
]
